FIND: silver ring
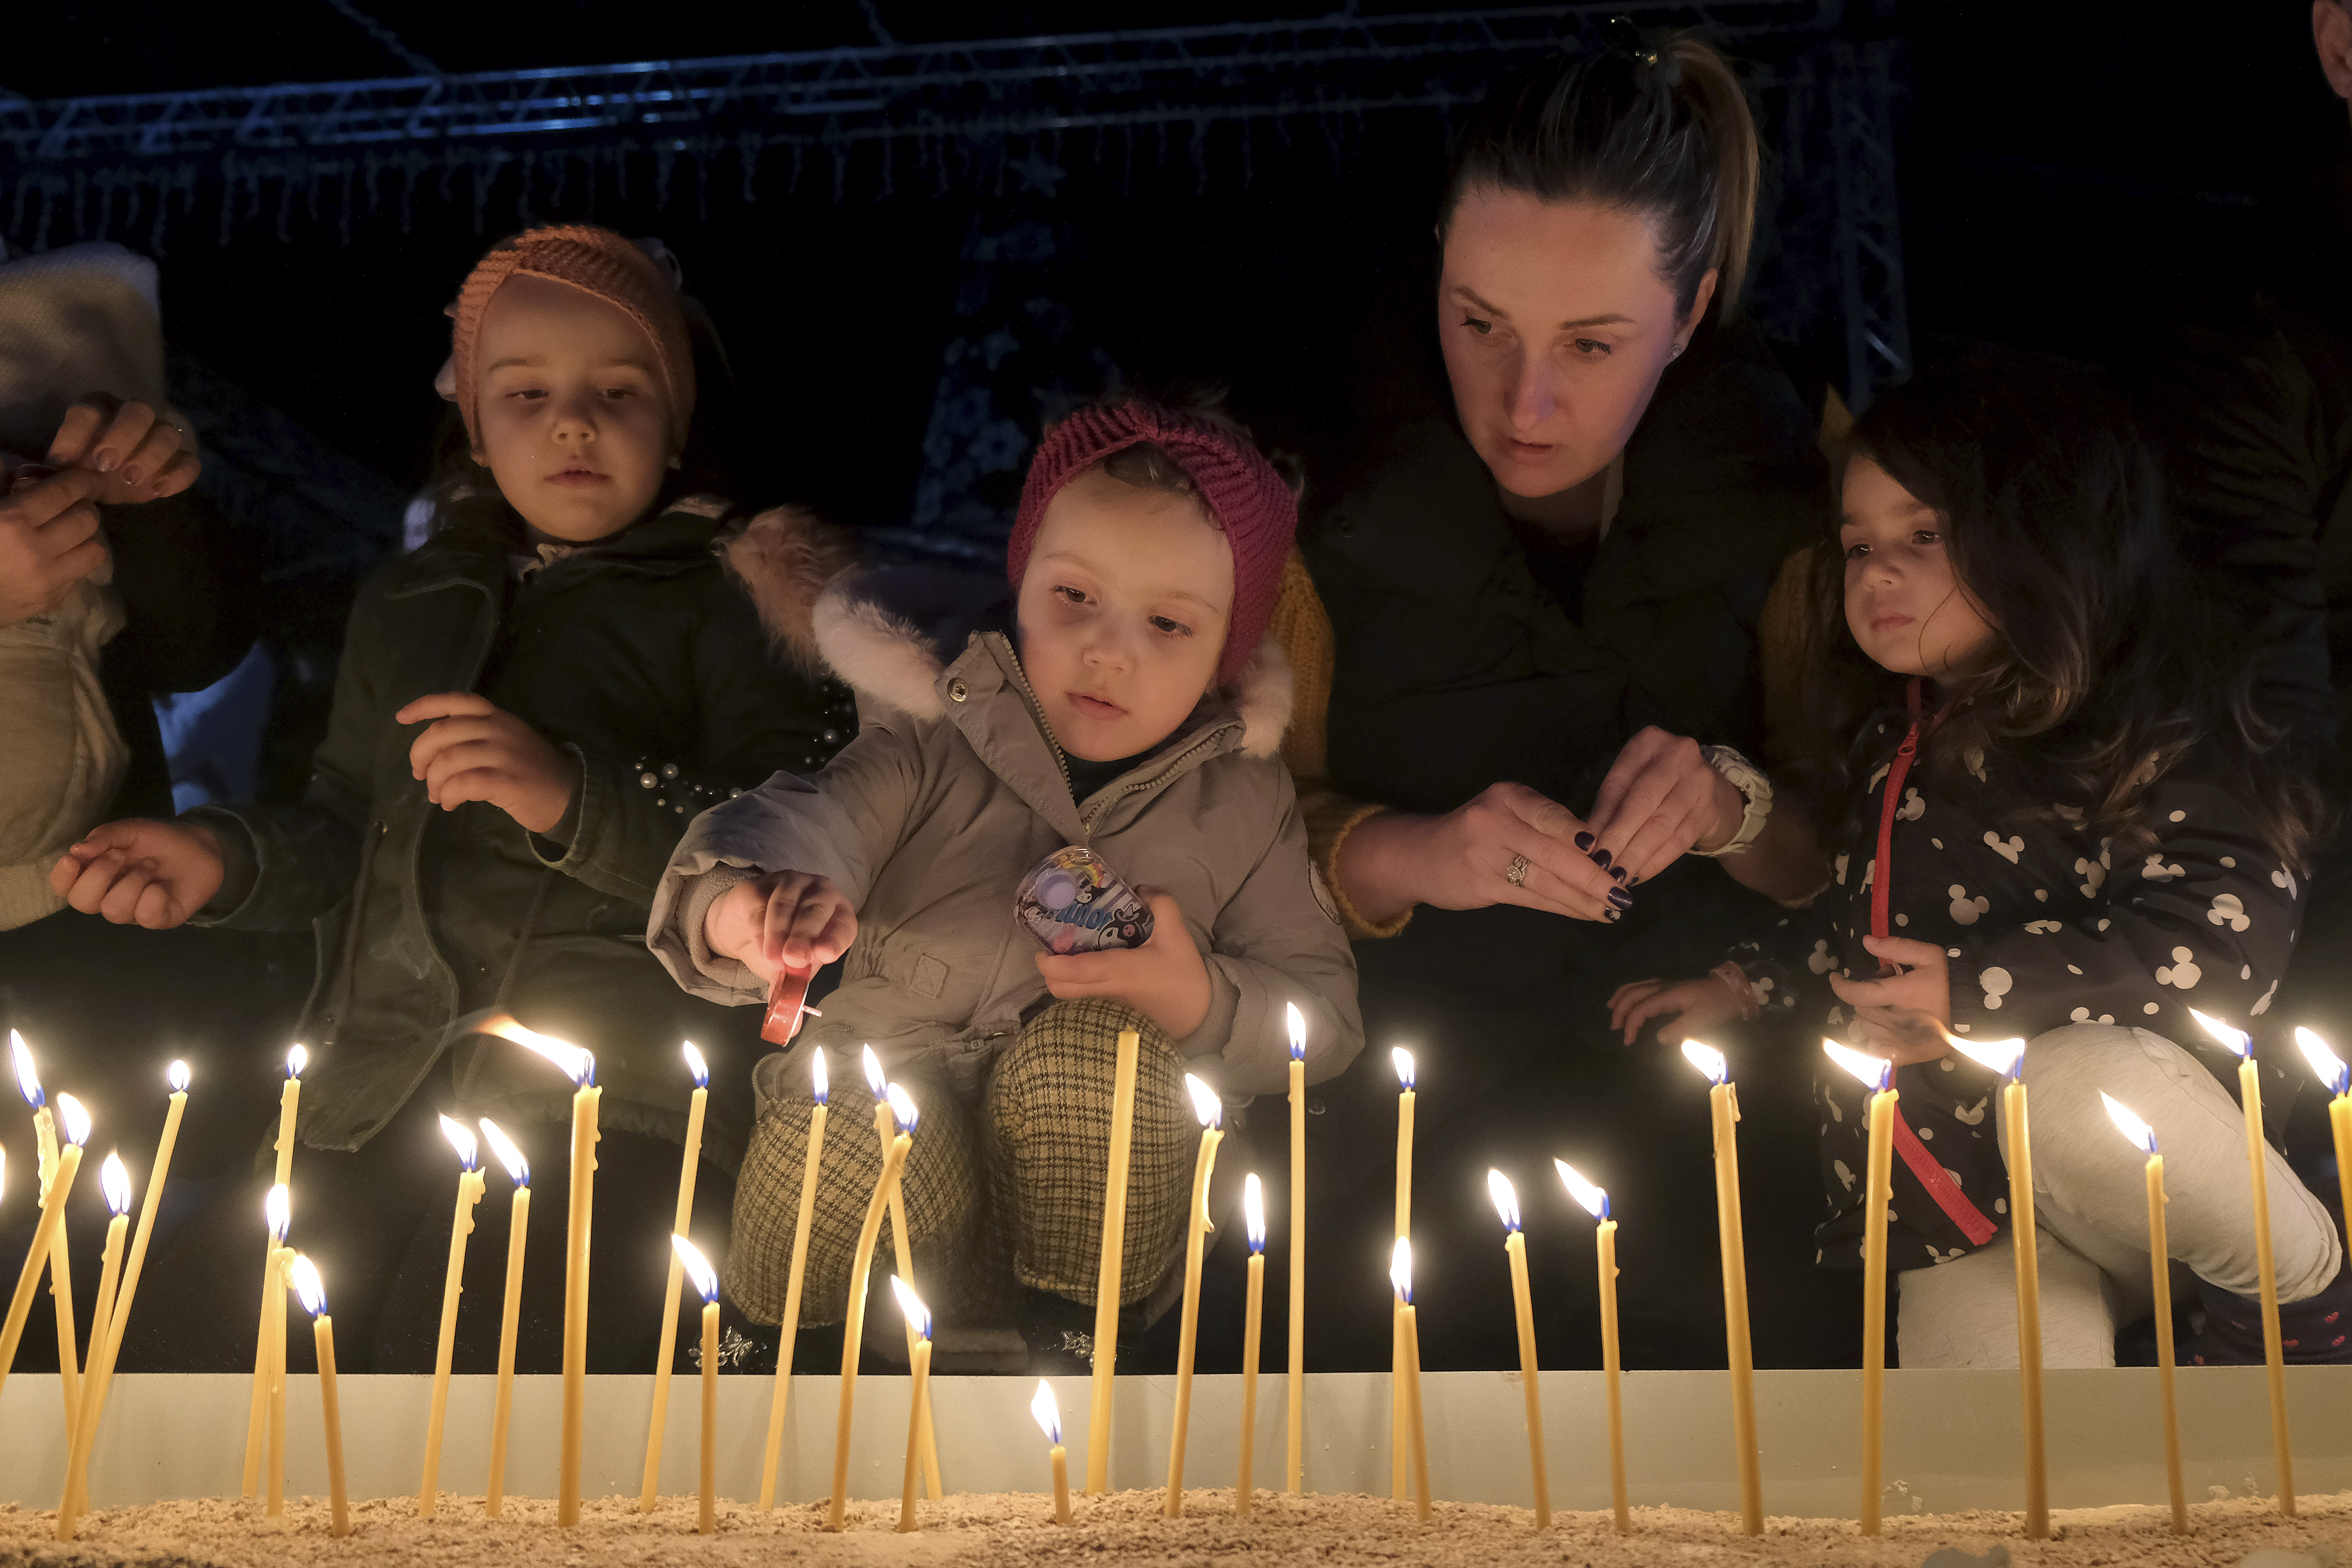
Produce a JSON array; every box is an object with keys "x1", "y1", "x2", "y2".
[{"x1": 1505, "y1": 853, "x2": 1531, "y2": 888}]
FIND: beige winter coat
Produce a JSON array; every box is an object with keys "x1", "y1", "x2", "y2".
[{"x1": 645, "y1": 574, "x2": 1364, "y2": 1102}]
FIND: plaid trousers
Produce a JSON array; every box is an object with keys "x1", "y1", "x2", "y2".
[{"x1": 724, "y1": 998, "x2": 1194, "y2": 1329}]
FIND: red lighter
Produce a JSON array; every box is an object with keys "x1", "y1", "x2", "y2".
[{"x1": 761, "y1": 963, "x2": 821, "y2": 1045}]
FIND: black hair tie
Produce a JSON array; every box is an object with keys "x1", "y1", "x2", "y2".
[{"x1": 1597, "y1": 14, "x2": 1682, "y2": 88}]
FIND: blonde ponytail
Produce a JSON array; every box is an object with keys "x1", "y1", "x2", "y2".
[{"x1": 1669, "y1": 36, "x2": 1759, "y2": 315}]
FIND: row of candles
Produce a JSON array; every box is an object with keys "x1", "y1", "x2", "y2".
[{"x1": 1, "y1": 999, "x2": 2346, "y2": 1538}]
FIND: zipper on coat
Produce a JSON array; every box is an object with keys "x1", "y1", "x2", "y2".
[{"x1": 995, "y1": 647, "x2": 1076, "y2": 798}]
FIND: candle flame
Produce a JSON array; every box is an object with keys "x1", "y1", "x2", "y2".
[
  {"x1": 671, "y1": 1234, "x2": 719, "y2": 1303},
  {"x1": 2294, "y1": 1027, "x2": 2350, "y2": 1097},
  {"x1": 100, "y1": 1151, "x2": 132, "y2": 1215},
  {"x1": 862, "y1": 1045, "x2": 887, "y2": 1101},
  {"x1": 1286, "y1": 1002, "x2": 1306, "y2": 1062},
  {"x1": 55, "y1": 1092, "x2": 90, "y2": 1148},
  {"x1": 1391, "y1": 1046, "x2": 1415, "y2": 1090},
  {"x1": 1555, "y1": 1159, "x2": 1609, "y2": 1220},
  {"x1": 439, "y1": 1113, "x2": 480, "y2": 1170},
  {"x1": 886, "y1": 1081, "x2": 919, "y2": 1135},
  {"x1": 1030, "y1": 1379, "x2": 1062, "y2": 1446},
  {"x1": 265, "y1": 1181, "x2": 290, "y2": 1243},
  {"x1": 10, "y1": 1029, "x2": 42, "y2": 1109},
  {"x1": 286, "y1": 1042, "x2": 308, "y2": 1078},
  {"x1": 1389, "y1": 1236, "x2": 1413, "y2": 1304},
  {"x1": 811, "y1": 1047, "x2": 828, "y2": 1106},
  {"x1": 1244, "y1": 1172, "x2": 1265, "y2": 1253},
  {"x1": 2189, "y1": 1008, "x2": 2251, "y2": 1060},
  {"x1": 167, "y1": 1059, "x2": 191, "y2": 1093},
  {"x1": 1823, "y1": 1039, "x2": 1893, "y2": 1092},
  {"x1": 2102, "y1": 1091, "x2": 2158, "y2": 1156},
  {"x1": 1951, "y1": 1036, "x2": 2028, "y2": 1080},
  {"x1": 682, "y1": 1040, "x2": 709, "y2": 1089},
  {"x1": 1184, "y1": 1073, "x2": 1222, "y2": 1129},
  {"x1": 1487, "y1": 1168, "x2": 1521, "y2": 1232},
  {"x1": 289, "y1": 1253, "x2": 327, "y2": 1318},
  {"x1": 889, "y1": 1273, "x2": 931, "y2": 1340},
  {"x1": 478, "y1": 1014, "x2": 595, "y2": 1085},
  {"x1": 1681, "y1": 1039, "x2": 1729, "y2": 1085},
  {"x1": 478, "y1": 1118, "x2": 529, "y2": 1186}
]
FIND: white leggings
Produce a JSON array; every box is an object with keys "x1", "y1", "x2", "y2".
[{"x1": 1896, "y1": 1024, "x2": 2342, "y2": 1369}]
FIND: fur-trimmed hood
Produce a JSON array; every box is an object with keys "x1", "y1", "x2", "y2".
[
  {"x1": 722, "y1": 504, "x2": 860, "y2": 678},
  {"x1": 808, "y1": 568, "x2": 1293, "y2": 760}
]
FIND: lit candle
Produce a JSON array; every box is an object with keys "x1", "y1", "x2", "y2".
[
  {"x1": 478, "y1": 1118, "x2": 530, "y2": 1518},
  {"x1": 891, "y1": 1274, "x2": 933, "y2": 1535},
  {"x1": 1557, "y1": 1161, "x2": 1627, "y2": 1533},
  {"x1": 1825, "y1": 1040, "x2": 1898, "y2": 1535},
  {"x1": 863, "y1": 1047, "x2": 940, "y2": 1501},
  {"x1": 482, "y1": 1014, "x2": 600, "y2": 1526},
  {"x1": 13, "y1": 1032, "x2": 80, "y2": 1445},
  {"x1": 1285, "y1": 1003, "x2": 1306, "y2": 1496},
  {"x1": 1032, "y1": 1379, "x2": 1069, "y2": 1524},
  {"x1": 672, "y1": 1235, "x2": 723, "y2": 1536},
  {"x1": 2192, "y1": 1009, "x2": 2295, "y2": 1517},
  {"x1": 1163, "y1": 1074, "x2": 1226, "y2": 1518},
  {"x1": 2293, "y1": 1030, "x2": 2351, "y2": 1276},
  {"x1": 1952, "y1": 1036, "x2": 2044, "y2": 1538},
  {"x1": 760, "y1": 1048, "x2": 828, "y2": 1510},
  {"x1": 1236, "y1": 1173, "x2": 1265, "y2": 1517},
  {"x1": 1485, "y1": 1171, "x2": 1550, "y2": 1530},
  {"x1": 1086, "y1": 1026, "x2": 1141, "y2": 1497},
  {"x1": 0, "y1": 1092, "x2": 87, "y2": 1404},
  {"x1": 263, "y1": 1183, "x2": 292, "y2": 1520},
  {"x1": 641, "y1": 1041, "x2": 713, "y2": 1513},
  {"x1": 2102, "y1": 1093, "x2": 2186, "y2": 1534},
  {"x1": 1679, "y1": 1040, "x2": 1761, "y2": 1535},
  {"x1": 1389, "y1": 1238, "x2": 1430, "y2": 1521},
  {"x1": 288, "y1": 1255, "x2": 349, "y2": 1536},
  {"x1": 418, "y1": 1115, "x2": 487, "y2": 1517},
  {"x1": 243, "y1": 1044, "x2": 305, "y2": 1499},
  {"x1": 53, "y1": 1152, "x2": 130, "y2": 1538},
  {"x1": 829, "y1": 1082, "x2": 916, "y2": 1532},
  {"x1": 1390, "y1": 1046, "x2": 1415, "y2": 1502}
]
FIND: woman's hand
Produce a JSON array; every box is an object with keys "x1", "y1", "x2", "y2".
[
  {"x1": 1828, "y1": 934, "x2": 1957, "y2": 1066},
  {"x1": 1608, "y1": 973, "x2": 1747, "y2": 1046},
  {"x1": 45, "y1": 396, "x2": 201, "y2": 503},
  {"x1": 1035, "y1": 888, "x2": 1213, "y2": 1040},
  {"x1": 705, "y1": 869, "x2": 857, "y2": 982},
  {"x1": 1584, "y1": 727, "x2": 1748, "y2": 885},
  {"x1": 49, "y1": 818, "x2": 226, "y2": 928},
  {"x1": 397, "y1": 693, "x2": 579, "y2": 835},
  {"x1": 1334, "y1": 781, "x2": 1625, "y2": 926}
]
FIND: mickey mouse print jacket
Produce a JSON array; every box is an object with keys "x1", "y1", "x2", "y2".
[{"x1": 1736, "y1": 709, "x2": 2305, "y2": 1274}]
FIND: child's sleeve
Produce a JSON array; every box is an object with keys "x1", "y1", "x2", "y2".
[
  {"x1": 1172, "y1": 778, "x2": 1366, "y2": 1098},
  {"x1": 1945, "y1": 778, "x2": 2304, "y2": 1045},
  {"x1": 643, "y1": 722, "x2": 921, "y2": 1007}
]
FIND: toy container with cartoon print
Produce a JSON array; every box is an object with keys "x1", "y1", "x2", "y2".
[{"x1": 1014, "y1": 845, "x2": 1154, "y2": 954}]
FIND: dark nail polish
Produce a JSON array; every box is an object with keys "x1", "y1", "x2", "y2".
[
  {"x1": 1591, "y1": 849, "x2": 1613, "y2": 870},
  {"x1": 1627, "y1": 875, "x2": 1642, "y2": 889},
  {"x1": 1611, "y1": 866, "x2": 1628, "y2": 884},
  {"x1": 1608, "y1": 887, "x2": 1633, "y2": 911},
  {"x1": 1574, "y1": 831, "x2": 1596, "y2": 852}
]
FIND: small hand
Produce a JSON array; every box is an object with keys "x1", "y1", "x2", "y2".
[
  {"x1": 1034, "y1": 888, "x2": 1213, "y2": 1040},
  {"x1": 395, "y1": 693, "x2": 579, "y2": 834},
  {"x1": 49, "y1": 818, "x2": 226, "y2": 929},
  {"x1": 705, "y1": 869, "x2": 857, "y2": 984},
  {"x1": 1584, "y1": 727, "x2": 1749, "y2": 886},
  {"x1": 46, "y1": 395, "x2": 201, "y2": 503},
  {"x1": 0, "y1": 466, "x2": 105, "y2": 628},
  {"x1": 1607, "y1": 974, "x2": 1747, "y2": 1046},
  {"x1": 1828, "y1": 934, "x2": 1957, "y2": 1065}
]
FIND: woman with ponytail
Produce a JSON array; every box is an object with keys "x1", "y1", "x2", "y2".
[{"x1": 1282, "y1": 23, "x2": 1839, "y2": 1367}]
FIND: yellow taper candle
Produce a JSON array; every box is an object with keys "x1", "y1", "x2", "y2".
[
  {"x1": 419, "y1": 1116, "x2": 488, "y2": 1517},
  {"x1": 243, "y1": 1043, "x2": 305, "y2": 1500},
  {"x1": 1236, "y1": 1174, "x2": 1266, "y2": 1517},
  {"x1": 1390, "y1": 1046, "x2": 1415, "y2": 1501},
  {"x1": 1163, "y1": 1074, "x2": 1225, "y2": 1517},
  {"x1": 1826, "y1": 1040, "x2": 1898, "y2": 1535},
  {"x1": 1955, "y1": 1036, "x2": 2045, "y2": 1538},
  {"x1": 891, "y1": 1274, "x2": 932, "y2": 1534},
  {"x1": 1032, "y1": 1380, "x2": 1070, "y2": 1523},
  {"x1": 2193, "y1": 1010, "x2": 2295, "y2": 1517},
  {"x1": 1085, "y1": 1027, "x2": 1141, "y2": 1496},
  {"x1": 641, "y1": 1042, "x2": 712, "y2": 1512},
  {"x1": 1682, "y1": 1041, "x2": 1762, "y2": 1535},
  {"x1": 1559, "y1": 1161, "x2": 1628, "y2": 1532},
  {"x1": 2293, "y1": 1030, "x2": 2352, "y2": 1277},
  {"x1": 2102, "y1": 1093, "x2": 2186, "y2": 1533},
  {"x1": 289, "y1": 1255, "x2": 349, "y2": 1537},
  {"x1": 0, "y1": 1093, "x2": 86, "y2": 1405},
  {"x1": 1390, "y1": 1238, "x2": 1430, "y2": 1521},
  {"x1": 479, "y1": 1118, "x2": 530, "y2": 1518},
  {"x1": 265, "y1": 1199, "x2": 292, "y2": 1521},
  {"x1": 829, "y1": 1082, "x2": 916, "y2": 1532},
  {"x1": 760, "y1": 1049, "x2": 829, "y2": 1510},
  {"x1": 53, "y1": 1152, "x2": 129, "y2": 1538},
  {"x1": 863, "y1": 1048, "x2": 941, "y2": 1502},
  {"x1": 1487, "y1": 1171, "x2": 1550, "y2": 1530},
  {"x1": 671, "y1": 1236, "x2": 723, "y2": 1535},
  {"x1": 10, "y1": 1034, "x2": 78, "y2": 1448},
  {"x1": 1285, "y1": 1003, "x2": 1307, "y2": 1495}
]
